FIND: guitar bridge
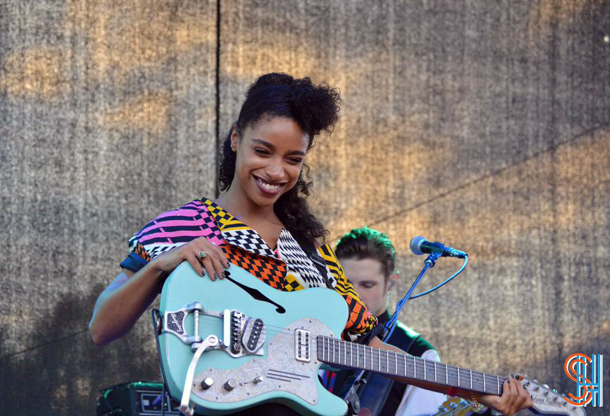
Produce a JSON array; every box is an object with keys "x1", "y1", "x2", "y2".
[
  {"x1": 295, "y1": 329, "x2": 311, "y2": 362},
  {"x1": 221, "y1": 310, "x2": 266, "y2": 357}
]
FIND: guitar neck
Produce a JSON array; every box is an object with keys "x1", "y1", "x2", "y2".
[{"x1": 316, "y1": 335, "x2": 507, "y2": 396}]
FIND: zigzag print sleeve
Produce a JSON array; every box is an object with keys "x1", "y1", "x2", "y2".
[
  {"x1": 119, "y1": 200, "x2": 224, "y2": 272},
  {"x1": 317, "y1": 245, "x2": 377, "y2": 340}
]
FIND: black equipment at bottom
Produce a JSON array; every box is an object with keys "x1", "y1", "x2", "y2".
[{"x1": 96, "y1": 381, "x2": 180, "y2": 416}]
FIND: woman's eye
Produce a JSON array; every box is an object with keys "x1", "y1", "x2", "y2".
[
  {"x1": 287, "y1": 158, "x2": 303, "y2": 165},
  {"x1": 254, "y1": 148, "x2": 270, "y2": 155}
]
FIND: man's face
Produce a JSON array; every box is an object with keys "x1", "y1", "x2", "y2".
[{"x1": 340, "y1": 258, "x2": 392, "y2": 317}]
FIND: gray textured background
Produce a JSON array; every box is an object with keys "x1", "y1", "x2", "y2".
[{"x1": 1, "y1": 0, "x2": 609, "y2": 415}]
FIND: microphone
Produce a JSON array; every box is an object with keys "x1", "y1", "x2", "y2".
[{"x1": 410, "y1": 236, "x2": 467, "y2": 258}]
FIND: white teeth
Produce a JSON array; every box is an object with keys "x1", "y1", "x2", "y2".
[{"x1": 257, "y1": 178, "x2": 281, "y2": 190}]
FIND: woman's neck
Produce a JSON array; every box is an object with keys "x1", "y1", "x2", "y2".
[{"x1": 215, "y1": 187, "x2": 280, "y2": 225}]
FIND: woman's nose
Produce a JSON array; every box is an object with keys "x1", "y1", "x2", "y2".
[{"x1": 265, "y1": 160, "x2": 285, "y2": 180}]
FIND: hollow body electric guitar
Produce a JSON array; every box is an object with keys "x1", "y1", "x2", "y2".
[{"x1": 156, "y1": 263, "x2": 585, "y2": 416}]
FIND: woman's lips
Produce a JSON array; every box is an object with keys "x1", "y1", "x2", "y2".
[{"x1": 253, "y1": 176, "x2": 285, "y2": 196}]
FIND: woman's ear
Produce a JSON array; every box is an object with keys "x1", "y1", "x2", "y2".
[{"x1": 230, "y1": 126, "x2": 239, "y2": 151}]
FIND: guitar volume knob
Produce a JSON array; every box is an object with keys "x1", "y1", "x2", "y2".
[
  {"x1": 224, "y1": 379, "x2": 238, "y2": 391},
  {"x1": 200, "y1": 377, "x2": 214, "y2": 390}
]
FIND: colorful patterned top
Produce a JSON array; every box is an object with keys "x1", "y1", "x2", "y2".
[{"x1": 120, "y1": 198, "x2": 376, "y2": 339}]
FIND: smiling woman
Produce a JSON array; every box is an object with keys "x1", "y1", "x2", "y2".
[
  {"x1": 88, "y1": 73, "x2": 532, "y2": 416},
  {"x1": 88, "y1": 73, "x2": 375, "y2": 415}
]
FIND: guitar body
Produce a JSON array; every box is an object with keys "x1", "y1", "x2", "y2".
[{"x1": 158, "y1": 263, "x2": 349, "y2": 415}]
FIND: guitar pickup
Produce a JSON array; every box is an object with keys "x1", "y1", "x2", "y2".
[
  {"x1": 295, "y1": 329, "x2": 311, "y2": 362},
  {"x1": 242, "y1": 318, "x2": 266, "y2": 354}
]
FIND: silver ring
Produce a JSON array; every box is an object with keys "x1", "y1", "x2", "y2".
[{"x1": 198, "y1": 251, "x2": 207, "y2": 260}]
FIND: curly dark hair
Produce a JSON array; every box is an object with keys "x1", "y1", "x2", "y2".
[
  {"x1": 218, "y1": 73, "x2": 341, "y2": 246},
  {"x1": 335, "y1": 227, "x2": 396, "y2": 280}
]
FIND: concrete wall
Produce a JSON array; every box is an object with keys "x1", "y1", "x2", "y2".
[{"x1": 1, "y1": 0, "x2": 608, "y2": 414}]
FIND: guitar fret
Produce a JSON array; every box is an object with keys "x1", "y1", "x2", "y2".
[
  {"x1": 386, "y1": 350, "x2": 390, "y2": 374},
  {"x1": 457, "y1": 367, "x2": 460, "y2": 388},
  {"x1": 363, "y1": 344, "x2": 366, "y2": 369},
  {"x1": 414, "y1": 356, "x2": 416, "y2": 378},
  {"x1": 394, "y1": 352, "x2": 398, "y2": 376},
  {"x1": 445, "y1": 363, "x2": 448, "y2": 386},
  {"x1": 434, "y1": 361, "x2": 437, "y2": 382},
  {"x1": 335, "y1": 339, "x2": 341, "y2": 364},
  {"x1": 497, "y1": 376, "x2": 500, "y2": 395},
  {"x1": 336, "y1": 338, "x2": 340, "y2": 364},
  {"x1": 423, "y1": 358, "x2": 426, "y2": 380},
  {"x1": 337, "y1": 338, "x2": 340, "y2": 364},
  {"x1": 350, "y1": 342, "x2": 353, "y2": 367},
  {"x1": 469, "y1": 369, "x2": 472, "y2": 390},
  {"x1": 322, "y1": 337, "x2": 326, "y2": 361},
  {"x1": 483, "y1": 373, "x2": 486, "y2": 392}
]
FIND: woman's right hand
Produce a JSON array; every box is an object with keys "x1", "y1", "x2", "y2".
[{"x1": 151, "y1": 237, "x2": 230, "y2": 280}]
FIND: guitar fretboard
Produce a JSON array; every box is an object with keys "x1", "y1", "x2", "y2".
[{"x1": 316, "y1": 335, "x2": 506, "y2": 395}]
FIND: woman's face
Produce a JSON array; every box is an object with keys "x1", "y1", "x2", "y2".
[{"x1": 232, "y1": 116, "x2": 309, "y2": 209}]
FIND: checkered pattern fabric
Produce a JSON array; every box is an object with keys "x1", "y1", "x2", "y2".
[
  {"x1": 203, "y1": 199, "x2": 249, "y2": 232},
  {"x1": 223, "y1": 245, "x2": 287, "y2": 290},
  {"x1": 146, "y1": 243, "x2": 182, "y2": 259},
  {"x1": 222, "y1": 229, "x2": 277, "y2": 259},
  {"x1": 277, "y1": 229, "x2": 328, "y2": 287}
]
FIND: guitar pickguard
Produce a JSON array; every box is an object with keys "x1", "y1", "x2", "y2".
[{"x1": 191, "y1": 318, "x2": 332, "y2": 405}]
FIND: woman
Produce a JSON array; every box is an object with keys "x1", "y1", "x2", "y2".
[{"x1": 89, "y1": 73, "x2": 531, "y2": 415}]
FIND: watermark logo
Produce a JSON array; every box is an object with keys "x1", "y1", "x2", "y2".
[{"x1": 564, "y1": 353, "x2": 603, "y2": 407}]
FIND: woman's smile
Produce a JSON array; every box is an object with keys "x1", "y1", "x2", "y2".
[{"x1": 253, "y1": 174, "x2": 287, "y2": 196}]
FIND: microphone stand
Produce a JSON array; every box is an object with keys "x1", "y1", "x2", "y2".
[
  {"x1": 384, "y1": 251, "x2": 442, "y2": 341},
  {"x1": 341, "y1": 251, "x2": 443, "y2": 415}
]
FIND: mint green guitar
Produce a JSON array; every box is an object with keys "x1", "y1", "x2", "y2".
[{"x1": 157, "y1": 263, "x2": 585, "y2": 416}]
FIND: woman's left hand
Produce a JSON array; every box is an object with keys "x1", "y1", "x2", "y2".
[{"x1": 477, "y1": 375, "x2": 533, "y2": 415}]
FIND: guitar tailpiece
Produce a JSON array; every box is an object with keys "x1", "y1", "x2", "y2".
[{"x1": 164, "y1": 303, "x2": 205, "y2": 346}]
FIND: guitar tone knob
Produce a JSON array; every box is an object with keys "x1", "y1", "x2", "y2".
[
  {"x1": 224, "y1": 379, "x2": 238, "y2": 391},
  {"x1": 253, "y1": 375, "x2": 264, "y2": 384},
  {"x1": 200, "y1": 377, "x2": 214, "y2": 390}
]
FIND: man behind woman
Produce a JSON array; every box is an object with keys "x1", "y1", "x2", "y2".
[{"x1": 328, "y1": 227, "x2": 446, "y2": 416}]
